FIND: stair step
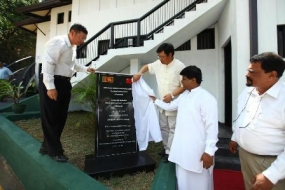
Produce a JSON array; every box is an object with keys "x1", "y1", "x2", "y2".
[
  {"x1": 216, "y1": 147, "x2": 239, "y2": 158},
  {"x1": 184, "y1": 11, "x2": 198, "y2": 20},
  {"x1": 216, "y1": 138, "x2": 239, "y2": 157},
  {"x1": 196, "y1": 2, "x2": 209, "y2": 13},
  {"x1": 163, "y1": 25, "x2": 176, "y2": 34},
  {"x1": 214, "y1": 156, "x2": 241, "y2": 171}
]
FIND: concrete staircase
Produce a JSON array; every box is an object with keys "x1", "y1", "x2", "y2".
[
  {"x1": 94, "y1": 0, "x2": 227, "y2": 73},
  {"x1": 215, "y1": 138, "x2": 241, "y2": 171},
  {"x1": 215, "y1": 125, "x2": 241, "y2": 171}
]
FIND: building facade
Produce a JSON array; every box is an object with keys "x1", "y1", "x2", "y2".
[{"x1": 16, "y1": 0, "x2": 285, "y2": 126}]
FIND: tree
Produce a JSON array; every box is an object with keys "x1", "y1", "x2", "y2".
[{"x1": 0, "y1": 0, "x2": 38, "y2": 64}]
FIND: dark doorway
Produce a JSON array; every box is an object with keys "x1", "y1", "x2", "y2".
[{"x1": 224, "y1": 39, "x2": 232, "y2": 127}]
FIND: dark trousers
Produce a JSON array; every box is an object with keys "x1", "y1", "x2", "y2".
[{"x1": 39, "y1": 74, "x2": 72, "y2": 156}]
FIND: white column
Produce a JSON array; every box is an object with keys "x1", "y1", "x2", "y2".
[
  {"x1": 258, "y1": 0, "x2": 278, "y2": 53},
  {"x1": 130, "y1": 59, "x2": 141, "y2": 74},
  {"x1": 231, "y1": 0, "x2": 251, "y2": 118}
]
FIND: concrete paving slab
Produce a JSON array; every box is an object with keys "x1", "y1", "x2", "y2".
[{"x1": 0, "y1": 155, "x2": 24, "y2": 190}]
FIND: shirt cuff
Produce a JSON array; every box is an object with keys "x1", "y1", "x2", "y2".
[
  {"x1": 45, "y1": 82, "x2": 55, "y2": 90},
  {"x1": 231, "y1": 133, "x2": 236, "y2": 142},
  {"x1": 262, "y1": 168, "x2": 281, "y2": 184},
  {"x1": 205, "y1": 145, "x2": 217, "y2": 156}
]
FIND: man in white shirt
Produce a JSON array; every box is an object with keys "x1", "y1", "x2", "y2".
[
  {"x1": 39, "y1": 23, "x2": 95, "y2": 162},
  {"x1": 133, "y1": 43, "x2": 185, "y2": 162},
  {"x1": 150, "y1": 65, "x2": 218, "y2": 190},
  {"x1": 0, "y1": 62, "x2": 13, "y2": 81},
  {"x1": 229, "y1": 52, "x2": 285, "y2": 190}
]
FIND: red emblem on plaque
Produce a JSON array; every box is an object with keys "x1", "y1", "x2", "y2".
[{"x1": 125, "y1": 78, "x2": 132, "y2": 84}]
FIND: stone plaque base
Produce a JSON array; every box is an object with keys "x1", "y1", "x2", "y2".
[{"x1": 84, "y1": 151, "x2": 156, "y2": 177}]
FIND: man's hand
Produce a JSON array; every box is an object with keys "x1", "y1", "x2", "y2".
[
  {"x1": 47, "y1": 89, "x2": 58, "y2": 101},
  {"x1": 250, "y1": 173, "x2": 274, "y2": 190},
  {"x1": 163, "y1": 94, "x2": 172, "y2": 103},
  {"x1": 87, "y1": 67, "x2": 96, "y2": 73},
  {"x1": 228, "y1": 140, "x2": 238, "y2": 154},
  {"x1": 132, "y1": 73, "x2": 142, "y2": 82},
  {"x1": 149, "y1": 96, "x2": 156, "y2": 102},
  {"x1": 200, "y1": 153, "x2": 214, "y2": 169}
]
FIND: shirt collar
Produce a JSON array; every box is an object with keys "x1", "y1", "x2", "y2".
[
  {"x1": 248, "y1": 80, "x2": 283, "y2": 99},
  {"x1": 63, "y1": 34, "x2": 72, "y2": 48},
  {"x1": 190, "y1": 86, "x2": 201, "y2": 93},
  {"x1": 264, "y1": 80, "x2": 283, "y2": 99}
]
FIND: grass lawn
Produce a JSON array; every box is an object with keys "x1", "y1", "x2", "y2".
[{"x1": 14, "y1": 111, "x2": 163, "y2": 190}]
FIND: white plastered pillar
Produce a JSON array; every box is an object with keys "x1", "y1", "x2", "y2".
[{"x1": 130, "y1": 58, "x2": 141, "y2": 74}]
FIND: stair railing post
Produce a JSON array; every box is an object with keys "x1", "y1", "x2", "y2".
[
  {"x1": 136, "y1": 20, "x2": 141, "y2": 47},
  {"x1": 110, "y1": 24, "x2": 114, "y2": 49}
]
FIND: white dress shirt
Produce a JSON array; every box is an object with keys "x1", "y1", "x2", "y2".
[
  {"x1": 132, "y1": 78, "x2": 162, "y2": 151},
  {"x1": 231, "y1": 80, "x2": 285, "y2": 184},
  {"x1": 155, "y1": 86, "x2": 218, "y2": 173},
  {"x1": 41, "y1": 35, "x2": 88, "y2": 90},
  {"x1": 148, "y1": 58, "x2": 185, "y2": 116}
]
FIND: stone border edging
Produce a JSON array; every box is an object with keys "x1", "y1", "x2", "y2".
[{"x1": 0, "y1": 115, "x2": 108, "y2": 190}]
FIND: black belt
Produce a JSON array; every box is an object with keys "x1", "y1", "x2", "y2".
[{"x1": 54, "y1": 75, "x2": 71, "y2": 81}]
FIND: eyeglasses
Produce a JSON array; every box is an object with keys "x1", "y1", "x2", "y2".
[{"x1": 233, "y1": 88, "x2": 262, "y2": 128}]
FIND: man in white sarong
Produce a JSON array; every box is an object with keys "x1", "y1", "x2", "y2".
[{"x1": 150, "y1": 65, "x2": 218, "y2": 190}]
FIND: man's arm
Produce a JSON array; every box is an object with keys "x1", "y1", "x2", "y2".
[
  {"x1": 73, "y1": 63, "x2": 95, "y2": 73},
  {"x1": 151, "y1": 95, "x2": 180, "y2": 111},
  {"x1": 253, "y1": 149, "x2": 285, "y2": 188},
  {"x1": 250, "y1": 150, "x2": 285, "y2": 190},
  {"x1": 133, "y1": 65, "x2": 148, "y2": 82},
  {"x1": 196, "y1": 94, "x2": 218, "y2": 169},
  {"x1": 163, "y1": 86, "x2": 185, "y2": 103}
]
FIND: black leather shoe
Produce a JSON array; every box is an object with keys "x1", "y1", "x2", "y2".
[
  {"x1": 162, "y1": 154, "x2": 169, "y2": 163},
  {"x1": 51, "y1": 155, "x2": 69, "y2": 162},
  {"x1": 39, "y1": 146, "x2": 48, "y2": 155}
]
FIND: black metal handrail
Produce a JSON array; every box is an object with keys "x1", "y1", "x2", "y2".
[
  {"x1": 76, "y1": 0, "x2": 207, "y2": 66},
  {"x1": 7, "y1": 56, "x2": 34, "y2": 70},
  {"x1": 21, "y1": 62, "x2": 36, "y2": 90},
  {"x1": 6, "y1": 56, "x2": 35, "y2": 88}
]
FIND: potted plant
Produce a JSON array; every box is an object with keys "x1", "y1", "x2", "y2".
[{"x1": 0, "y1": 79, "x2": 27, "y2": 113}]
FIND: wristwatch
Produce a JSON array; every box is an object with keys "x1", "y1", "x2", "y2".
[{"x1": 170, "y1": 93, "x2": 174, "y2": 99}]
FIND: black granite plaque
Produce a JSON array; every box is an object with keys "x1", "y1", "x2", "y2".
[
  {"x1": 84, "y1": 72, "x2": 156, "y2": 177},
  {"x1": 96, "y1": 72, "x2": 136, "y2": 156}
]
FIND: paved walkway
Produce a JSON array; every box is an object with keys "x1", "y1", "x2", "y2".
[{"x1": 0, "y1": 155, "x2": 24, "y2": 190}]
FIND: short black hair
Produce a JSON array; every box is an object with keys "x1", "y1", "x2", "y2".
[
  {"x1": 69, "y1": 23, "x2": 88, "y2": 34},
  {"x1": 180, "y1": 65, "x2": 203, "y2": 84},
  {"x1": 156, "y1": 43, "x2": 175, "y2": 56},
  {"x1": 250, "y1": 52, "x2": 285, "y2": 78}
]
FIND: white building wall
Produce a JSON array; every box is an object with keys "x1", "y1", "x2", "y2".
[
  {"x1": 258, "y1": 0, "x2": 278, "y2": 53},
  {"x1": 277, "y1": 0, "x2": 285, "y2": 24},
  {"x1": 216, "y1": 0, "x2": 251, "y2": 122},
  {"x1": 175, "y1": 46, "x2": 218, "y2": 103},
  {"x1": 258, "y1": 0, "x2": 285, "y2": 82},
  {"x1": 71, "y1": 0, "x2": 162, "y2": 38},
  {"x1": 35, "y1": 1, "x2": 162, "y2": 64},
  {"x1": 35, "y1": 22, "x2": 50, "y2": 79},
  {"x1": 34, "y1": 0, "x2": 285, "y2": 118}
]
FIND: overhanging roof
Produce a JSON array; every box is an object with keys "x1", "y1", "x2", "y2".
[
  {"x1": 15, "y1": 0, "x2": 72, "y2": 34},
  {"x1": 14, "y1": 17, "x2": 50, "y2": 35}
]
